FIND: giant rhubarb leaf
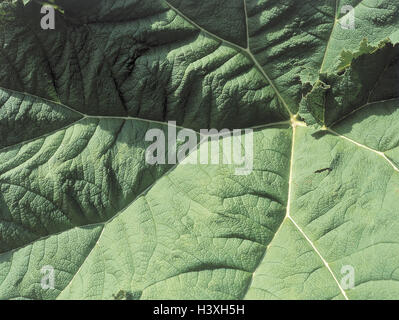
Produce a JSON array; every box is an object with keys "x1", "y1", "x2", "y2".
[{"x1": 1, "y1": 0, "x2": 399, "y2": 300}]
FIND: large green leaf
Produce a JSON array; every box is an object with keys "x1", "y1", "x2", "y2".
[{"x1": 1, "y1": 0, "x2": 399, "y2": 300}]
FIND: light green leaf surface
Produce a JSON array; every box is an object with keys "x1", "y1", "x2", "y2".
[{"x1": 1, "y1": 0, "x2": 399, "y2": 300}]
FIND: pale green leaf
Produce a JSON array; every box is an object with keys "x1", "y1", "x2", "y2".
[{"x1": 1, "y1": 0, "x2": 399, "y2": 300}]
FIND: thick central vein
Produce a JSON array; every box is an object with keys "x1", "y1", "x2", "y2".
[{"x1": 319, "y1": 0, "x2": 339, "y2": 73}]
